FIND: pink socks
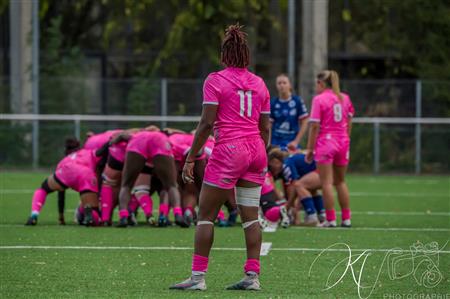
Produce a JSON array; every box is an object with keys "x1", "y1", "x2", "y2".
[
  {"x1": 191, "y1": 254, "x2": 209, "y2": 274},
  {"x1": 341, "y1": 208, "x2": 351, "y2": 221},
  {"x1": 119, "y1": 209, "x2": 129, "y2": 219},
  {"x1": 325, "y1": 209, "x2": 336, "y2": 222},
  {"x1": 159, "y1": 203, "x2": 169, "y2": 216},
  {"x1": 173, "y1": 206, "x2": 182, "y2": 217},
  {"x1": 244, "y1": 259, "x2": 260, "y2": 274},
  {"x1": 31, "y1": 188, "x2": 47, "y2": 215},
  {"x1": 264, "y1": 206, "x2": 281, "y2": 222},
  {"x1": 217, "y1": 209, "x2": 225, "y2": 221},
  {"x1": 138, "y1": 194, "x2": 153, "y2": 217},
  {"x1": 100, "y1": 185, "x2": 114, "y2": 222}
]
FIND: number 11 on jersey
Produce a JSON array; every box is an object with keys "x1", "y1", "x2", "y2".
[{"x1": 238, "y1": 90, "x2": 252, "y2": 117}]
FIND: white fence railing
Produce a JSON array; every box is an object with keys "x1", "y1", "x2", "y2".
[{"x1": 1, "y1": 114, "x2": 449, "y2": 173}]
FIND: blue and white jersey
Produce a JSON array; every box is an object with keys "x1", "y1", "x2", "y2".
[
  {"x1": 279, "y1": 153, "x2": 316, "y2": 184},
  {"x1": 270, "y1": 95, "x2": 308, "y2": 148}
]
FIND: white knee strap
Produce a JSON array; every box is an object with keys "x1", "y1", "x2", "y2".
[
  {"x1": 197, "y1": 221, "x2": 214, "y2": 226},
  {"x1": 236, "y1": 186, "x2": 262, "y2": 207},
  {"x1": 242, "y1": 219, "x2": 259, "y2": 229},
  {"x1": 102, "y1": 174, "x2": 118, "y2": 186},
  {"x1": 132, "y1": 185, "x2": 150, "y2": 195}
]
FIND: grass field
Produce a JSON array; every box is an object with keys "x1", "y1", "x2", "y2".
[{"x1": 0, "y1": 172, "x2": 449, "y2": 299}]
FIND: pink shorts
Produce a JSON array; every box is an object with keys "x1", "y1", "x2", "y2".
[
  {"x1": 204, "y1": 136, "x2": 267, "y2": 189},
  {"x1": 55, "y1": 161, "x2": 98, "y2": 193},
  {"x1": 126, "y1": 131, "x2": 173, "y2": 166},
  {"x1": 314, "y1": 136, "x2": 350, "y2": 166},
  {"x1": 109, "y1": 141, "x2": 127, "y2": 163}
]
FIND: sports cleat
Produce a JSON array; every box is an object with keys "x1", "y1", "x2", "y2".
[
  {"x1": 280, "y1": 205, "x2": 290, "y2": 228},
  {"x1": 169, "y1": 275, "x2": 207, "y2": 291},
  {"x1": 226, "y1": 272, "x2": 261, "y2": 291},
  {"x1": 146, "y1": 215, "x2": 156, "y2": 226},
  {"x1": 102, "y1": 221, "x2": 112, "y2": 227},
  {"x1": 341, "y1": 219, "x2": 352, "y2": 228},
  {"x1": 58, "y1": 216, "x2": 66, "y2": 225},
  {"x1": 263, "y1": 221, "x2": 278, "y2": 233},
  {"x1": 318, "y1": 212, "x2": 326, "y2": 223},
  {"x1": 158, "y1": 214, "x2": 169, "y2": 227},
  {"x1": 117, "y1": 217, "x2": 129, "y2": 228},
  {"x1": 128, "y1": 212, "x2": 138, "y2": 226},
  {"x1": 25, "y1": 215, "x2": 38, "y2": 226},
  {"x1": 83, "y1": 206, "x2": 94, "y2": 227},
  {"x1": 184, "y1": 210, "x2": 194, "y2": 227},
  {"x1": 319, "y1": 220, "x2": 337, "y2": 228},
  {"x1": 300, "y1": 213, "x2": 319, "y2": 227},
  {"x1": 227, "y1": 209, "x2": 238, "y2": 227},
  {"x1": 74, "y1": 207, "x2": 84, "y2": 225},
  {"x1": 175, "y1": 214, "x2": 189, "y2": 228},
  {"x1": 217, "y1": 219, "x2": 229, "y2": 227}
]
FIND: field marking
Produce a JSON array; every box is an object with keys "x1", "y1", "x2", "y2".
[
  {"x1": 0, "y1": 224, "x2": 448, "y2": 232},
  {"x1": 260, "y1": 242, "x2": 272, "y2": 256},
  {"x1": 1, "y1": 189, "x2": 449, "y2": 198},
  {"x1": 0, "y1": 245, "x2": 449, "y2": 254}
]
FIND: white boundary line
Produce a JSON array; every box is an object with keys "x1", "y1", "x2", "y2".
[
  {"x1": 0, "y1": 245, "x2": 449, "y2": 254},
  {"x1": 290, "y1": 227, "x2": 450, "y2": 232},
  {"x1": 0, "y1": 224, "x2": 448, "y2": 232}
]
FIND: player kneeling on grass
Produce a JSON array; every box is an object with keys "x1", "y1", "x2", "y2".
[
  {"x1": 116, "y1": 130, "x2": 188, "y2": 228},
  {"x1": 170, "y1": 24, "x2": 270, "y2": 291},
  {"x1": 258, "y1": 172, "x2": 290, "y2": 230},
  {"x1": 26, "y1": 139, "x2": 109, "y2": 226},
  {"x1": 268, "y1": 148, "x2": 325, "y2": 226}
]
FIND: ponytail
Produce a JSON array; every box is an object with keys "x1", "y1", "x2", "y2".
[{"x1": 317, "y1": 70, "x2": 343, "y2": 100}]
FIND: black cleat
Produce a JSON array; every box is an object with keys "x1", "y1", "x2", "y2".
[
  {"x1": 227, "y1": 209, "x2": 238, "y2": 227},
  {"x1": 175, "y1": 214, "x2": 189, "y2": 228},
  {"x1": 83, "y1": 206, "x2": 94, "y2": 227},
  {"x1": 25, "y1": 215, "x2": 38, "y2": 226},
  {"x1": 117, "y1": 217, "x2": 129, "y2": 228},
  {"x1": 158, "y1": 214, "x2": 169, "y2": 227}
]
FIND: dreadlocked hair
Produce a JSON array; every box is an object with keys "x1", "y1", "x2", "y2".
[
  {"x1": 64, "y1": 137, "x2": 80, "y2": 155},
  {"x1": 220, "y1": 23, "x2": 250, "y2": 68}
]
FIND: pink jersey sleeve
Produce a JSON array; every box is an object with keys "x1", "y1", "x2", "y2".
[
  {"x1": 261, "y1": 87, "x2": 270, "y2": 114},
  {"x1": 309, "y1": 96, "x2": 321, "y2": 122},
  {"x1": 203, "y1": 74, "x2": 221, "y2": 105}
]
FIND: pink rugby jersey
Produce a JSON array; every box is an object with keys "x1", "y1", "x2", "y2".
[
  {"x1": 83, "y1": 130, "x2": 122, "y2": 151},
  {"x1": 203, "y1": 67, "x2": 270, "y2": 144},
  {"x1": 168, "y1": 133, "x2": 200, "y2": 162},
  {"x1": 261, "y1": 172, "x2": 275, "y2": 195},
  {"x1": 58, "y1": 149, "x2": 100, "y2": 170},
  {"x1": 309, "y1": 89, "x2": 354, "y2": 138}
]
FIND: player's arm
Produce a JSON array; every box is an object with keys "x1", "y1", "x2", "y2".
[
  {"x1": 259, "y1": 114, "x2": 271, "y2": 148},
  {"x1": 348, "y1": 117, "x2": 353, "y2": 137},
  {"x1": 305, "y1": 122, "x2": 320, "y2": 163},
  {"x1": 289, "y1": 117, "x2": 309, "y2": 149}
]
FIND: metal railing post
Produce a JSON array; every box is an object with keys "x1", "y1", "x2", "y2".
[
  {"x1": 373, "y1": 122, "x2": 380, "y2": 174},
  {"x1": 415, "y1": 80, "x2": 422, "y2": 174},
  {"x1": 161, "y1": 78, "x2": 168, "y2": 128},
  {"x1": 74, "y1": 117, "x2": 81, "y2": 140}
]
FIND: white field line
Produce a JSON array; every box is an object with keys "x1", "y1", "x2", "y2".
[
  {"x1": 290, "y1": 227, "x2": 450, "y2": 232},
  {"x1": 0, "y1": 224, "x2": 448, "y2": 232},
  {"x1": 0, "y1": 245, "x2": 449, "y2": 254},
  {"x1": 1, "y1": 189, "x2": 449, "y2": 198}
]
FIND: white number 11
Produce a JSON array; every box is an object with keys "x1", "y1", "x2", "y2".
[{"x1": 238, "y1": 90, "x2": 252, "y2": 117}]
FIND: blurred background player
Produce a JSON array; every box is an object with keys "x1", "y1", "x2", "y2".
[
  {"x1": 305, "y1": 70, "x2": 354, "y2": 228},
  {"x1": 268, "y1": 148, "x2": 324, "y2": 226},
  {"x1": 26, "y1": 140, "x2": 109, "y2": 226},
  {"x1": 270, "y1": 74, "x2": 309, "y2": 152},
  {"x1": 171, "y1": 24, "x2": 270, "y2": 291},
  {"x1": 116, "y1": 130, "x2": 188, "y2": 228},
  {"x1": 258, "y1": 172, "x2": 290, "y2": 231}
]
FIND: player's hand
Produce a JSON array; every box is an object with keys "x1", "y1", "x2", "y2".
[
  {"x1": 304, "y1": 150, "x2": 314, "y2": 164},
  {"x1": 287, "y1": 141, "x2": 298, "y2": 152},
  {"x1": 182, "y1": 160, "x2": 195, "y2": 184}
]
